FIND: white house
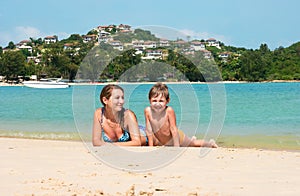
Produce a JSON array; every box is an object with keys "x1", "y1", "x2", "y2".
[
  {"x1": 132, "y1": 40, "x2": 157, "y2": 50},
  {"x1": 218, "y1": 52, "x2": 230, "y2": 58},
  {"x1": 144, "y1": 41, "x2": 157, "y2": 49},
  {"x1": 109, "y1": 40, "x2": 123, "y2": 51},
  {"x1": 98, "y1": 30, "x2": 111, "y2": 43},
  {"x1": 159, "y1": 39, "x2": 170, "y2": 47},
  {"x1": 206, "y1": 38, "x2": 220, "y2": 49},
  {"x1": 142, "y1": 49, "x2": 163, "y2": 60},
  {"x1": 18, "y1": 45, "x2": 32, "y2": 53},
  {"x1": 16, "y1": 40, "x2": 31, "y2": 48},
  {"x1": 191, "y1": 41, "x2": 206, "y2": 51},
  {"x1": 117, "y1": 24, "x2": 131, "y2": 31},
  {"x1": 82, "y1": 34, "x2": 97, "y2": 43},
  {"x1": 132, "y1": 40, "x2": 145, "y2": 49},
  {"x1": 44, "y1": 36, "x2": 57, "y2": 44}
]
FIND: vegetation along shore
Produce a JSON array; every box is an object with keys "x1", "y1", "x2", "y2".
[{"x1": 0, "y1": 23, "x2": 299, "y2": 84}]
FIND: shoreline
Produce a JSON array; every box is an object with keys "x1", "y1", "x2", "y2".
[
  {"x1": 1, "y1": 137, "x2": 299, "y2": 195},
  {"x1": 0, "y1": 79, "x2": 299, "y2": 87},
  {"x1": 1, "y1": 131, "x2": 299, "y2": 151}
]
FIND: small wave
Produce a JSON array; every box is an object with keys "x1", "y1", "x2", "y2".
[{"x1": 0, "y1": 130, "x2": 82, "y2": 141}]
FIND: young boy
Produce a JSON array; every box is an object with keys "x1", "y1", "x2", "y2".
[{"x1": 144, "y1": 82, "x2": 218, "y2": 147}]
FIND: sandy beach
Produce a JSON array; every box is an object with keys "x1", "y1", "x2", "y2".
[{"x1": 1, "y1": 138, "x2": 299, "y2": 196}]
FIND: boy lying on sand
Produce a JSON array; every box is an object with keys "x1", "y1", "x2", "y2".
[{"x1": 144, "y1": 82, "x2": 218, "y2": 147}]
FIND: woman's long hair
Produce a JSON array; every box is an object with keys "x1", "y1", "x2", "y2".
[{"x1": 100, "y1": 84, "x2": 126, "y2": 130}]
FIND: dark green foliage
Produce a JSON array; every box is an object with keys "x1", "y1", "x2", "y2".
[{"x1": 0, "y1": 26, "x2": 299, "y2": 82}]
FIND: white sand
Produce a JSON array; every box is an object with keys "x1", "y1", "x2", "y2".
[{"x1": 1, "y1": 137, "x2": 299, "y2": 196}]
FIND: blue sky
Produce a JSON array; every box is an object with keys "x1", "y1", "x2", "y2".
[{"x1": 1, "y1": 0, "x2": 299, "y2": 50}]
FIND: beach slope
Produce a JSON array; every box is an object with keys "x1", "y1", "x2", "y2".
[{"x1": 1, "y1": 138, "x2": 299, "y2": 195}]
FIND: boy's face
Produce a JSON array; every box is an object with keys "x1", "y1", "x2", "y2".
[{"x1": 149, "y1": 94, "x2": 168, "y2": 112}]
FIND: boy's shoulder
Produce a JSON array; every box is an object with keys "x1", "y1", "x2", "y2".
[
  {"x1": 166, "y1": 106, "x2": 174, "y2": 111},
  {"x1": 144, "y1": 106, "x2": 151, "y2": 112},
  {"x1": 166, "y1": 106, "x2": 176, "y2": 115}
]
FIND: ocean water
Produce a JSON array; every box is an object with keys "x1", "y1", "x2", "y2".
[{"x1": 0, "y1": 82, "x2": 299, "y2": 149}]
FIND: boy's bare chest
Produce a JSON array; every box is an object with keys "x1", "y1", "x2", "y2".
[{"x1": 150, "y1": 115, "x2": 169, "y2": 132}]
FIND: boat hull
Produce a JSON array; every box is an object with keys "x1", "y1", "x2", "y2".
[{"x1": 23, "y1": 81, "x2": 70, "y2": 89}]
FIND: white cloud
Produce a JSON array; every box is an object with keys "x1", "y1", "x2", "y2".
[
  {"x1": 179, "y1": 29, "x2": 231, "y2": 45},
  {"x1": 0, "y1": 26, "x2": 70, "y2": 47},
  {"x1": 15, "y1": 26, "x2": 42, "y2": 39}
]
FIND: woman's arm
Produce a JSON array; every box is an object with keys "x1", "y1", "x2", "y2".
[
  {"x1": 144, "y1": 108, "x2": 154, "y2": 146},
  {"x1": 92, "y1": 108, "x2": 106, "y2": 146},
  {"x1": 114, "y1": 110, "x2": 141, "y2": 146},
  {"x1": 167, "y1": 107, "x2": 180, "y2": 147}
]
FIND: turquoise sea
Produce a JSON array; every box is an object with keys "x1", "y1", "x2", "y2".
[{"x1": 0, "y1": 82, "x2": 299, "y2": 150}]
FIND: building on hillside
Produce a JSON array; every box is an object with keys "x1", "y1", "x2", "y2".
[
  {"x1": 18, "y1": 45, "x2": 32, "y2": 53},
  {"x1": 218, "y1": 51, "x2": 231, "y2": 62},
  {"x1": 44, "y1": 36, "x2": 58, "y2": 44},
  {"x1": 174, "y1": 40, "x2": 187, "y2": 48},
  {"x1": 132, "y1": 40, "x2": 145, "y2": 49},
  {"x1": 206, "y1": 38, "x2": 220, "y2": 49},
  {"x1": 202, "y1": 49, "x2": 212, "y2": 59},
  {"x1": 63, "y1": 43, "x2": 74, "y2": 50},
  {"x1": 159, "y1": 39, "x2": 170, "y2": 47},
  {"x1": 144, "y1": 41, "x2": 157, "y2": 49},
  {"x1": 132, "y1": 40, "x2": 157, "y2": 50},
  {"x1": 16, "y1": 40, "x2": 31, "y2": 48},
  {"x1": 142, "y1": 49, "x2": 163, "y2": 60},
  {"x1": 108, "y1": 40, "x2": 123, "y2": 51},
  {"x1": 191, "y1": 41, "x2": 206, "y2": 51},
  {"x1": 82, "y1": 34, "x2": 97, "y2": 43},
  {"x1": 218, "y1": 51, "x2": 231, "y2": 58},
  {"x1": 97, "y1": 25, "x2": 115, "y2": 32},
  {"x1": 98, "y1": 30, "x2": 111, "y2": 43},
  {"x1": 117, "y1": 24, "x2": 131, "y2": 31},
  {"x1": 182, "y1": 47, "x2": 195, "y2": 55}
]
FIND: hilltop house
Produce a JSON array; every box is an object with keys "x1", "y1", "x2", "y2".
[
  {"x1": 82, "y1": 34, "x2": 97, "y2": 43},
  {"x1": 117, "y1": 24, "x2": 131, "y2": 31},
  {"x1": 16, "y1": 40, "x2": 31, "y2": 47},
  {"x1": 206, "y1": 38, "x2": 220, "y2": 49},
  {"x1": 16, "y1": 40, "x2": 32, "y2": 53},
  {"x1": 44, "y1": 36, "x2": 57, "y2": 44}
]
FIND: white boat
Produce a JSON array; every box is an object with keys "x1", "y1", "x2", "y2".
[{"x1": 23, "y1": 78, "x2": 70, "y2": 89}]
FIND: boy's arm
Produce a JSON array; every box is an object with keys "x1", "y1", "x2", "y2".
[
  {"x1": 144, "y1": 108, "x2": 154, "y2": 146},
  {"x1": 167, "y1": 107, "x2": 180, "y2": 147}
]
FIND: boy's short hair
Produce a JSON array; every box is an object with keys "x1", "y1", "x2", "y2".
[{"x1": 148, "y1": 82, "x2": 170, "y2": 101}]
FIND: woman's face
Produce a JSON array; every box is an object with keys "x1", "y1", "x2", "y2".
[{"x1": 107, "y1": 89, "x2": 124, "y2": 112}]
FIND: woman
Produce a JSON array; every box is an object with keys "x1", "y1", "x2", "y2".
[{"x1": 92, "y1": 84, "x2": 147, "y2": 146}]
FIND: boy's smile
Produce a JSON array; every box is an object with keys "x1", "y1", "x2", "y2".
[{"x1": 150, "y1": 94, "x2": 168, "y2": 112}]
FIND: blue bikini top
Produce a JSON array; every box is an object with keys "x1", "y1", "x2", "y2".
[{"x1": 100, "y1": 107, "x2": 131, "y2": 142}]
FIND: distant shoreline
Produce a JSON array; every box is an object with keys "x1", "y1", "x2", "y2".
[{"x1": 1, "y1": 80, "x2": 299, "y2": 87}]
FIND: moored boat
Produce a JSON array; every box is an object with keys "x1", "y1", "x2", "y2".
[{"x1": 22, "y1": 78, "x2": 70, "y2": 89}]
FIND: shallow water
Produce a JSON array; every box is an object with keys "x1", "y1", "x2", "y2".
[{"x1": 0, "y1": 82, "x2": 299, "y2": 149}]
